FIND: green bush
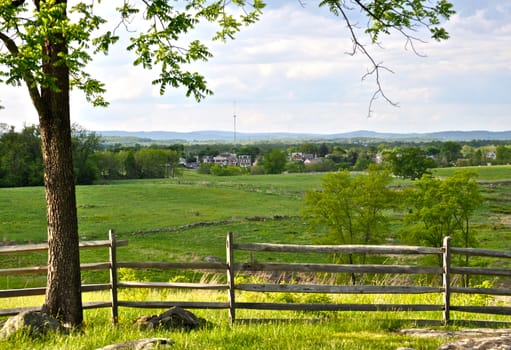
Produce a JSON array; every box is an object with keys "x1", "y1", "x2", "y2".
[{"x1": 210, "y1": 164, "x2": 246, "y2": 176}]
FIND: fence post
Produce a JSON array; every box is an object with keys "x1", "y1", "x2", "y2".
[
  {"x1": 109, "y1": 229, "x2": 119, "y2": 325},
  {"x1": 226, "y1": 232, "x2": 236, "y2": 325},
  {"x1": 442, "y1": 236, "x2": 451, "y2": 325}
]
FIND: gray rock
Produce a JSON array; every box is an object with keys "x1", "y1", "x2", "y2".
[
  {"x1": 204, "y1": 256, "x2": 221, "y2": 263},
  {"x1": 135, "y1": 307, "x2": 206, "y2": 331},
  {"x1": 0, "y1": 310, "x2": 64, "y2": 339},
  {"x1": 96, "y1": 338, "x2": 174, "y2": 350}
]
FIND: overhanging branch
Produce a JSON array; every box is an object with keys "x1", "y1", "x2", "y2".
[
  {"x1": 11, "y1": 0, "x2": 25, "y2": 7},
  {"x1": 0, "y1": 31, "x2": 44, "y2": 115},
  {"x1": 333, "y1": 2, "x2": 399, "y2": 117}
]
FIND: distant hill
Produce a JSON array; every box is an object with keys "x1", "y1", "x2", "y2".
[{"x1": 98, "y1": 130, "x2": 511, "y2": 143}]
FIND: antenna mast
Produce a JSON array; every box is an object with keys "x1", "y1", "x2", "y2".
[{"x1": 233, "y1": 101, "x2": 237, "y2": 144}]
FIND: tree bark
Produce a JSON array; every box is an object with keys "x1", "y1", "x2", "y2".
[{"x1": 36, "y1": 0, "x2": 83, "y2": 326}]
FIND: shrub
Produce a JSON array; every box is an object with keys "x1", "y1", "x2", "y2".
[{"x1": 210, "y1": 165, "x2": 245, "y2": 176}]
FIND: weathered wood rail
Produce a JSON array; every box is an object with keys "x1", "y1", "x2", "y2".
[
  {"x1": 0, "y1": 231, "x2": 128, "y2": 319},
  {"x1": 1, "y1": 231, "x2": 510, "y2": 326}
]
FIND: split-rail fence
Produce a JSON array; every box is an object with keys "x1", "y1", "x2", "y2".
[{"x1": 1, "y1": 230, "x2": 510, "y2": 325}]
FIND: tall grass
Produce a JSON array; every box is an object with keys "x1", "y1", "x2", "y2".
[
  {"x1": 3, "y1": 286, "x2": 509, "y2": 349},
  {"x1": 0, "y1": 291, "x2": 453, "y2": 350}
]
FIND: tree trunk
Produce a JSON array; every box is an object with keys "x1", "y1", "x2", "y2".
[
  {"x1": 39, "y1": 107, "x2": 83, "y2": 326},
  {"x1": 36, "y1": 0, "x2": 83, "y2": 326}
]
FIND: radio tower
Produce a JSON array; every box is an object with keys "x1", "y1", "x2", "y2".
[{"x1": 233, "y1": 101, "x2": 237, "y2": 144}]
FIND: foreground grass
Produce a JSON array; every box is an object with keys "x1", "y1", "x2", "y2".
[
  {"x1": 0, "y1": 292, "x2": 452, "y2": 350},
  {"x1": 0, "y1": 315, "x2": 447, "y2": 350},
  {"x1": 1, "y1": 288, "x2": 510, "y2": 350}
]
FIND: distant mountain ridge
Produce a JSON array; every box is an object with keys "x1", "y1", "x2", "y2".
[{"x1": 98, "y1": 130, "x2": 511, "y2": 142}]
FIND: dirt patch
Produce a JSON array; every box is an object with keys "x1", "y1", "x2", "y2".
[{"x1": 399, "y1": 328, "x2": 511, "y2": 339}]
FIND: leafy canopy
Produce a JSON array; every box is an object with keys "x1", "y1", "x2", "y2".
[
  {"x1": 320, "y1": 0, "x2": 455, "y2": 42},
  {"x1": 0, "y1": 0, "x2": 265, "y2": 106},
  {"x1": 402, "y1": 170, "x2": 482, "y2": 248},
  {"x1": 304, "y1": 166, "x2": 396, "y2": 248}
]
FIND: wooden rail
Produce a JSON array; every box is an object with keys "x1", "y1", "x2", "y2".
[
  {"x1": 227, "y1": 233, "x2": 511, "y2": 325},
  {"x1": 0, "y1": 230, "x2": 128, "y2": 318},
  {"x1": 1, "y1": 232, "x2": 510, "y2": 326}
]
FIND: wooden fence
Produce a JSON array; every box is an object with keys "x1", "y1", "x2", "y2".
[
  {"x1": 1, "y1": 231, "x2": 510, "y2": 326},
  {"x1": 0, "y1": 231, "x2": 128, "y2": 321}
]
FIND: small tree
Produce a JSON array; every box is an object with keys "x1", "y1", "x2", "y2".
[
  {"x1": 72, "y1": 125, "x2": 100, "y2": 185},
  {"x1": 444, "y1": 170, "x2": 482, "y2": 286},
  {"x1": 388, "y1": 147, "x2": 436, "y2": 180},
  {"x1": 439, "y1": 141, "x2": 462, "y2": 166},
  {"x1": 123, "y1": 150, "x2": 141, "y2": 179},
  {"x1": 304, "y1": 167, "x2": 396, "y2": 284},
  {"x1": 403, "y1": 175, "x2": 457, "y2": 248},
  {"x1": 92, "y1": 151, "x2": 123, "y2": 179},
  {"x1": 263, "y1": 149, "x2": 287, "y2": 174},
  {"x1": 135, "y1": 148, "x2": 170, "y2": 178},
  {"x1": 402, "y1": 171, "x2": 482, "y2": 278},
  {"x1": 496, "y1": 145, "x2": 511, "y2": 165},
  {"x1": 165, "y1": 150, "x2": 182, "y2": 178}
]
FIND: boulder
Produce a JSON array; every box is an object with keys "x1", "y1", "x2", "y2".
[
  {"x1": 135, "y1": 307, "x2": 206, "y2": 331},
  {"x1": 96, "y1": 338, "x2": 173, "y2": 350},
  {"x1": 0, "y1": 310, "x2": 64, "y2": 339}
]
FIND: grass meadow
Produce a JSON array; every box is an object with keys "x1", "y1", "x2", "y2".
[{"x1": 1, "y1": 166, "x2": 511, "y2": 349}]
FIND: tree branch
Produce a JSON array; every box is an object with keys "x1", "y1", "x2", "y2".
[
  {"x1": 333, "y1": 2, "x2": 399, "y2": 117},
  {"x1": 11, "y1": 0, "x2": 25, "y2": 7},
  {"x1": 0, "y1": 31, "x2": 44, "y2": 115},
  {"x1": 319, "y1": 0, "x2": 454, "y2": 115}
]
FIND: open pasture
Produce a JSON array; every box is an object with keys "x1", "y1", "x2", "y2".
[
  {"x1": 0, "y1": 172, "x2": 322, "y2": 243},
  {"x1": 1, "y1": 167, "x2": 511, "y2": 264},
  {"x1": 432, "y1": 164, "x2": 511, "y2": 181}
]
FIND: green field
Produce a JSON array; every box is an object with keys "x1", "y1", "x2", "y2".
[
  {"x1": 1, "y1": 167, "x2": 511, "y2": 281},
  {"x1": 432, "y1": 164, "x2": 511, "y2": 181},
  {"x1": 0, "y1": 172, "x2": 324, "y2": 243},
  {"x1": 1, "y1": 167, "x2": 511, "y2": 349}
]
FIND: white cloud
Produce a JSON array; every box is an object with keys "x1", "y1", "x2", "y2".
[{"x1": 1, "y1": 1, "x2": 510, "y2": 134}]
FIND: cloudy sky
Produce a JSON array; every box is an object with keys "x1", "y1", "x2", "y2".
[{"x1": 1, "y1": 0, "x2": 510, "y2": 134}]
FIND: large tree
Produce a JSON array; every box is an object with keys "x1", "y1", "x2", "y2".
[
  {"x1": 0, "y1": 0, "x2": 264, "y2": 326},
  {"x1": 0, "y1": 0, "x2": 454, "y2": 326}
]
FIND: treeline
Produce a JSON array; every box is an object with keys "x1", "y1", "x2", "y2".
[
  {"x1": 1, "y1": 124, "x2": 511, "y2": 187},
  {"x1": 0, "y1": 124, "x2": 183, "y2": 187}
]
